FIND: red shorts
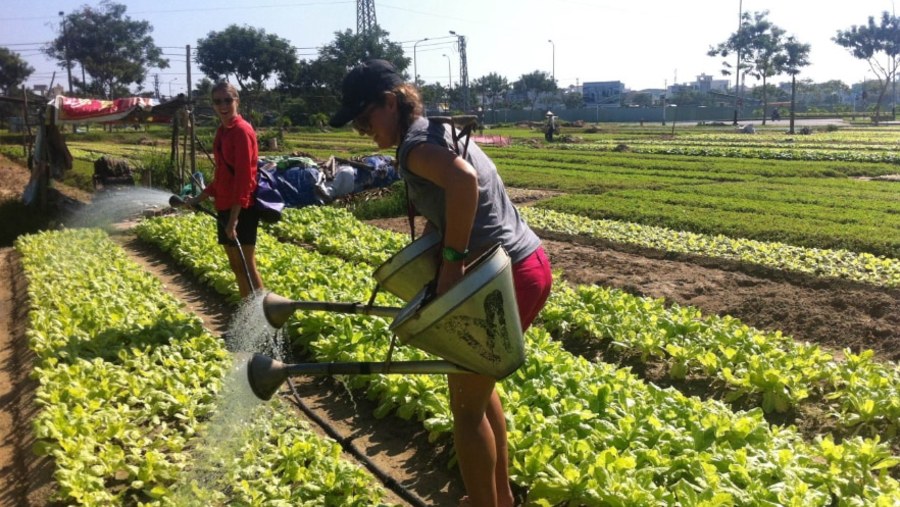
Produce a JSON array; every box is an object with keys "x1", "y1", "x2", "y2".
[{"x1": 511, "y1": 246, "x2": 552, "y2": 331}]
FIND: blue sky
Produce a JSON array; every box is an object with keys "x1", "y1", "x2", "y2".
[{"x1": 2, "y1": 0, "x2": 896, "y2": 95}]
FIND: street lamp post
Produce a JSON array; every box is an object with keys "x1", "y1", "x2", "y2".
[
  {"x1": 59, "y1": 11, "x2": 73, "y2": 94},
  {"x1": 168, "y1": 78, "x2": 178, "y2": 98},
  {"x1": 662, "y1": 79, "x2": 667, "y2": 125},
  {"x1": 893, "y1": 0, "x2": 897, "y2": 118},
  {"x1": 442, "y1": 54, "x2": 452, "y2": 111},
  {"x1": 669, "y1": 104, "x2": 678, "y2": 136},
  {"x1": 548, "y1": 39, "x2": 555, "y2": 83},
  {"x1": 733, "y1": 0, "x2": 743, "y2": 125},
  {"x1": 413, "y1": 38, "x2": 429, "y2": 87}
]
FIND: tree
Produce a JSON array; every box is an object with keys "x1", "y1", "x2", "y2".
[
  {"x1": 278, "y1": 26, "x2": 407, "y2": 118},
  {"x1": 834, "y1": 11, "x2": 900, "y2": 122},
  {"x1": 512, "y1": 71, "x2": 556, "y2": 119},
  {"x1": 472, "y1": 73, "x2": 510, "y2": 113},
  {"x1": 192, "y1": 77, "x2": 214, "y2": 102},
  {"x1": 741, "y1": 12, "x2": 786, "y2": 125},
  {"x1": 562, "y1": 91, "x2": 584, "y2": 109},
  {"x1": 418, "y1": 83, "x2": 444, "y2": 112},
  {"x1": 0, "y1": 48, "x2": 34, "y2": 94},
  {"x1": 775, "y1": 36, "x2": 811, "y2": 133},
  {"x1": 708, "y1": 10, "x2": 758, "y2": 123},
  {"x1": 45, "y1": 1, "x2": 168, "y2": 98},
  {"x1": 196, "y1": 24, "x2": 298, "y2": 108}
]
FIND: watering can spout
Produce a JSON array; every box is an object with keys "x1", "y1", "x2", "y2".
[
  {"x1": 261, "y1": 292, "x2": 402, "y2": 329},
  {"x1": 246, "y1": 353, "x2": 288, "y2": 401},
  {"x1": 245, "y1": 352, "x2": 473, "y2": 401},
  {"x1": 262, "y1": 292, "x2": 298, "y2": 329}
]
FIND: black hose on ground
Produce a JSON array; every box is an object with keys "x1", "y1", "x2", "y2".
[{"x1": 282, "y1": 377, "x2": 429, "y2": 507}]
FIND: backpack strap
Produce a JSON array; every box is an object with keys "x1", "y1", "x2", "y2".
[{"x1": 401, "y1": 115, "x2": 479, "y2": 242}]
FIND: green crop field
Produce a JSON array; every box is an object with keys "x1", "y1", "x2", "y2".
[{"x1": 4, "y1": 121, "x2": 900, "y2": 505}]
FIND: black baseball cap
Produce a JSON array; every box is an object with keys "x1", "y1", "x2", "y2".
[{"x1": 329, "y1": 59, "x2": 405, "y2": 128}]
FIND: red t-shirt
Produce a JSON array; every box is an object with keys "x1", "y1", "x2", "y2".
[{"x1": 206, "y1": 115, "x2": 258, "y2": 210}]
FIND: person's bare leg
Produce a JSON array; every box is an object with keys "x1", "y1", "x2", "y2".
[
  {"x1": 241, "y1": 246, "x2": 264, "y2": 293},
  {"x1": 224, "y1": 246, "x2": 252, "y2": 298},
  {"x1": 449, "y1": 373, "x2": 499, "y2": 507},
  {"x1": 485, "y1": 391, "x2": 514, "y2": 507}
]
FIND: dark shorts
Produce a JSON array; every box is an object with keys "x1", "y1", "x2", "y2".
[{"x1": 216, "y1": 207, "x2": 260, "y2": 246}]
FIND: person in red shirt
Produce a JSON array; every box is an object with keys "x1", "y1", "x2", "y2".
[{"x1": 185, "y1": 82, "x2": 264, "y2": 298}]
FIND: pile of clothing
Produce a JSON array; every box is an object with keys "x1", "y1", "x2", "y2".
[
  {"x1": 258, "y1": 153, "x2": 400, "y2": 207},
  {"x1": 316, "y1": 154, "x2": 399, "y2": 203}
]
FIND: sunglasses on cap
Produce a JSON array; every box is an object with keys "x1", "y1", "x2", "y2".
[{"x1": 212, "y1": 97, "x2": 235, "y2": 106}]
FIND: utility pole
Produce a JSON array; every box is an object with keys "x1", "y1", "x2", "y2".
[
  {"x1": 58, "y1": 11, "x2": 73, "y2": 94},
  {"x1": 187, "y1": 45, "x2": 196, "y2": 180},
  {"x1": 548, "y1": 39, "x2": 555, "y2": 83}
]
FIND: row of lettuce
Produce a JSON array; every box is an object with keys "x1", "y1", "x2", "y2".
[
  {"x1": 15, "y1": 229, "x2": 394, "y2": 506},
  {"x1": 550, "y1": 140, "x2": 900, "y2": 164},
  {"x1": 133, "y1": 210, "x2": 900, "y2": 505},
  {"x1": 275, "y1": 207, "x2": 900, "y2": 443},
  {"x1": 519, "y1": 207, "x2": 900, "y2": 289}
]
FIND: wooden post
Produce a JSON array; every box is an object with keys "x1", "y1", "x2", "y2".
[
  {"x1": 170, "y1": 114, "x2": 180, "y2": 189},
  {"x1": 186, "y1": 45, "x2": 196, "y2": 179}
]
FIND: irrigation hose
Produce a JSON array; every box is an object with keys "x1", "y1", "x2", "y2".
[{"x1": 281, "y1": 377, "x2": 429, "y2": 507}]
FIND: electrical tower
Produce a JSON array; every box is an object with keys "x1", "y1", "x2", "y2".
[
  {"x1": 457, "y1": 35, "x2": 469, "y2": 112},
  {"x1": 357, "y1": 0, "x2": 377, "y2": 34}
]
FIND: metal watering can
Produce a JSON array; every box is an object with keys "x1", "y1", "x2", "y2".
[{"x1": 245, "y1": 241, "x2": 525, "y2": 401}]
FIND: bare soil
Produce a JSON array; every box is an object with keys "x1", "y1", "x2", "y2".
[{"x1": 1, "y1": 155, "x2": 898, "y2": 506}]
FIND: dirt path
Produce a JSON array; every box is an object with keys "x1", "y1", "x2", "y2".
[{"x1": 0, "y1": 248, "x2": 55, "y2": 507}]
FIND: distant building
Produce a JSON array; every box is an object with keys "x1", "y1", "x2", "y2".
[
  {"x1": 668, "y1": 83, "x2": 694, "y2": 96},
  {"x1": 583, "y1": 81, "x2": 625, "y2": 106},
  {"x1": 695, "y1": 73, "x2": 730, "y2": 93},
  {"x1": 636, "y1": 88, "x2": 667, "y2": 106}
]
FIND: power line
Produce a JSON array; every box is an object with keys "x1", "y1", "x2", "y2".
[{"x1": 0, "y1": 1, "x2": 355, "y2": 22}]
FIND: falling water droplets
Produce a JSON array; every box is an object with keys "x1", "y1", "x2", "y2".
[
  {"x1": 66, "y1": 186, "x2": 175, "y2": 228},
  {"x1": 171, "y1": 353, "x2": 262, "y2": 503},
  {"x1": 226, "y1": 290, "x2": 287, "y2": 360}
]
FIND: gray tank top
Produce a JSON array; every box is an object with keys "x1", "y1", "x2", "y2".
[{"x1": 396, "y1": 117, "x2": 540, "y2": 263}]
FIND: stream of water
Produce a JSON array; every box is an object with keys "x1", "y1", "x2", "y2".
[
  {"x1": 172, "y1": 292, "x2": 292, "y2": 499},
  {"x1": 170, "y1": 353, "x2": 262, "y2": 504},
  {"x1": 74, "y1": 192, "x2": 296, "y2": 497},
  {"x1": 227, "y1": 291, "x2": 288, "y2": 361},
  {"x1": 66, "y1": 186, "x2": 174, "y2": 228}
]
